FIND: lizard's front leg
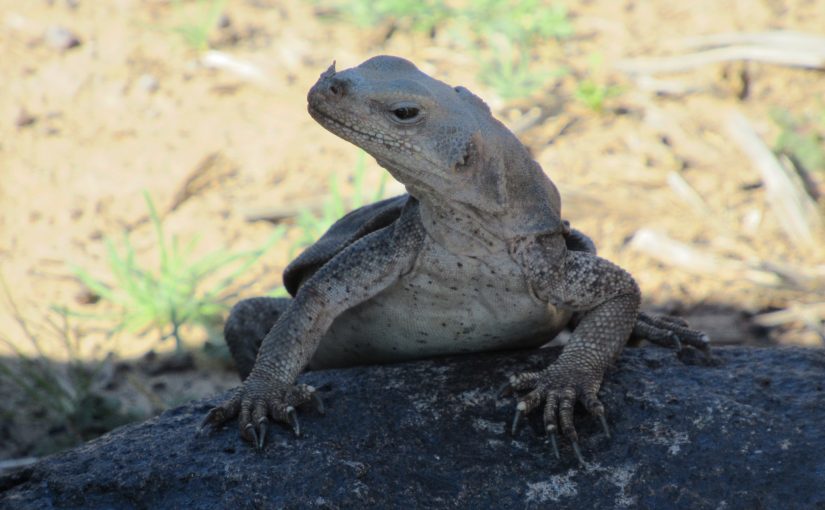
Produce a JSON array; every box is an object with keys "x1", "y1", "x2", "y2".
[
  {"x1": 201, "y1": 204, "x2": 425, "y2": 448},
  {"x1": 506, "y1": 233, "x2": 640, "y2": 464}
]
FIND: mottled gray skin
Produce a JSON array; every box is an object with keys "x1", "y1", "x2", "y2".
[{"x1": 202, "y1": 56, "x2": 709, "y2": 460}]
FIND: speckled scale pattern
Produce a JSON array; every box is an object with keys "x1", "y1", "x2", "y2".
[{"x1": 312, "y1": 230, "x2": 570, "y2": 368}]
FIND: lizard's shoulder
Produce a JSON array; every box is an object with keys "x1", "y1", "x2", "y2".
[{"x1": 283, "y1": 194, "x2": 412, "y2": 295}]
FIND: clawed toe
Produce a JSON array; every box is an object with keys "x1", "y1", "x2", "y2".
[
  {"x1": 499, "y1": 366, "x2": 611, "y2": 465},
  {"x1": 286, "y1": 406, "x2": 301, "y2": 437},
  {"x1": 635, "y1": 312, "x2": 710, "y2": 352},
  {"x1": 199, "y1": 380, "x2": 326, "y2": 448},
  {"x1": 311, "y1": 392, "x2": 325, "y2": 415},
  {"x1": 245, "y1": 423, "x2": 260, "y2": 448},
  {"x1": 547, "y1": 429, "x2": 560, "y2": 460},
  {"x1": 570, "y1": 441, "x2": 585, "y2": 467},
  {"x1": 199, "y1": 407, "x2": 226, "y2": 432},
  {"x1": 200, "y1": 393, "x2": 241, "y2": 433},
  {"x1": 511, "y1": 404, "x2": 525, "y2": 435},
  {"x1": 598, "y1": 414, "x2": 610, "y2": 438},
  {"x1": 498, "y1": 382, "x2": 514, "y2": 398},
  {"x1": 255, "y1": 419, "x2": 267, "y2": 449}
]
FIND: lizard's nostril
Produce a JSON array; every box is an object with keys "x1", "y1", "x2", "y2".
[{"x1": 327, "y1": 77, "x2": 349, "y2": 98}]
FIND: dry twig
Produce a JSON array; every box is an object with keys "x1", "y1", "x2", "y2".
[
  {"x1": 617, "y1": 30, "x2": 825, "y2": 74},
  {"x1": 753, "y1": 303, "x2": 825, "y2": 327},
  {"x1": 726, "y1": 111, "x2": 823, "y2": 254},
  {"x1": 628, "y1": 228, "x2": 783, "y2": 286},
  {"x1": 677, "y1": 31, "x2": 825, "y2": 53}
]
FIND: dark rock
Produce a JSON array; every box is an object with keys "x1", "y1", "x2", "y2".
[{"x1": 2, "y1": 347, "x2": 824, "y2": 509}]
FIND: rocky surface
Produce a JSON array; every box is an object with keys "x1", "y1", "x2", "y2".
[{"x1": 2, "y1": 346, "x2": 824, "y2": 509}]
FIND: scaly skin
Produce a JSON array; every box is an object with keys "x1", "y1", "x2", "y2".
[{"x1": 201, "y1": 56, "x2": 709, "y2": 463}]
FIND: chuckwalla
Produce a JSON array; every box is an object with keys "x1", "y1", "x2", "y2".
[{"x1": 201, "y1": 56, "x2": 710, "y2": 464}]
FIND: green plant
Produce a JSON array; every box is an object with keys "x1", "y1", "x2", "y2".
[
  {"x1": 468, "y1": 0, "x2": 573, "y2": 100},
  {"x1": 0, "y1": 277, "x2": 139, "y2": 455},
  {"x1": 73, "y1": 192, "x2": 283, "y2": 351},
  {"x1": 771, "y1": 108, "x2": 825, "y2": 173},
  {"x1": 478, "y1": 41, "x2": 568, "y2": 100},
  {"x1": 465, "y1": 0, "x2": 573, "y2": 44},
  {"x1": 171, "y1": 0, "x2": 227, "y2": 52},
  {"x1": 321, "y1": 0, "x2": 450, "y2": 34},
  {"x1": 573, "y1": 54, "x2": 623, "y2": 113},
  {"x1": 574, "y1": 79, "x2": 622, "y2": 113}
]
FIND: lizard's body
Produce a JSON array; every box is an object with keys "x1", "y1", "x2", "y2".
[
  {"x1": 318, "y1": 225, "x2": 564, "y2": 367},
  {"x1": 203, "y1": 56, "x2": 709, "y2": 463},
  {"x1": 261, "y1": 198, "x2": 575, "y2": 370}
]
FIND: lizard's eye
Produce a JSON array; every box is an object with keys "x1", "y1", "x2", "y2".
[
  {"x1": 389, "y1": 103, "x2": 422, "y2": 123},
  {"x1": 393, "y1": 107, "x2": 419, "y2": 120}
]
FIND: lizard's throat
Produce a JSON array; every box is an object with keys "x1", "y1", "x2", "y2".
[{"x1": 416, "y1": 194, "x2": 507, "y2": 255}]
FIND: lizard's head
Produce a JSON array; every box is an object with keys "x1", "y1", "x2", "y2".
[{"x1": 307, "y1": 55, "x2": 538, "y2": 214}]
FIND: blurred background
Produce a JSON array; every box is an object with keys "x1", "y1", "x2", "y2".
[{"x1": 1, "y1": 0, "x2": 823, "y2": 465}]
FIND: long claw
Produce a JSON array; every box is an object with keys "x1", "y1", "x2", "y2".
[
  {"x1": 312, "y1": 392, "x2": 325, "y2": 415},
  {"x1": 548, "y1": 429, "x2": 560, "y2": 460},
  {"x1": 199, "y1": 409, "x2": 220, "y2": 431},
  {"x1": 672, "y1": 335, "x2": 683, "y2": 351},
  {"x1": 287, "y1": 406, "x2": 301, "y2": 437},
  {"x1": 571, "y1": 441, "x2": 586, "y2": 467},
  {"x1": 245, "y1": 423, "x2": 259, "y2": 448},
  {"x1": 511, "y1": 404, "x2": 525, "y2": 435},
  {"x1": 257, "y1": 419, "x2": 267, "y2": 449},
  {"x1": 599, "y1": 415, "x2": 610, "y2": 439},
  {"x1": 498, "y1": 382, "x2": 514, "y2": 399}
]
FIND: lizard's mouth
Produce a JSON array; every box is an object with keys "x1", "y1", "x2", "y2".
[
  {"x1": 307, "y1": 102, "x2": 450, "y2": 191},
  {"x1": 307, "y1": 104, "x2": 378, "y2": 143}
]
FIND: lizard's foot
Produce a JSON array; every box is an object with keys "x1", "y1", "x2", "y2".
[
  {"x1": 498, "y1": 362, "x2": 609, "y2": 466},
  {"x1": 200, "y1": 377, "x2": 324, "y2": 449},
  {"x1": 633, "y1": 311, "x2": 710, "y2": 352}
]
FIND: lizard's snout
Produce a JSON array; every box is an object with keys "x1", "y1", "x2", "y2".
[{"x1": 309, "y1": 71, "x2": 352, "y2": 104}]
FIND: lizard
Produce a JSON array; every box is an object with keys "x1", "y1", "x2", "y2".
[{"x1": 201, "y1": 55, "x2": 709, "y2": 464}]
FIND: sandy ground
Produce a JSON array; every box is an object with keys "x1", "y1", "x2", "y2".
[{"x1": 1, "y1": 0, "x2": 823, "y2": 459}]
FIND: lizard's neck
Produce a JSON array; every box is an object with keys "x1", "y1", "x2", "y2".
[{"x1": 413, "y1": 189, "x2": 507, "y2": 256}]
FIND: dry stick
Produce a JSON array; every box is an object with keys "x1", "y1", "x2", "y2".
[
  {"x1": 616, "y1": 45, "x2": 825, "y2": 74},
  {"x1": 753, "y1": 303, "x2": 825, "y2": 327},
  {"x1": 628, "y1": 228, "x2": 783, "y2": 287},
  {"x1": 629, "y1": 228, "x2": 825, "y2": 293},
  {"x1": 666, "y1": 171, "x2": 708, "y2": 216},
  {"x1": 633, "y1": 75, "x2": 702, "y2": 95},
  {"x1": 726, "y1": 111, "x2": 823, "y2": 254},
  {"x1": 167, "y1": 152, "x2": 237, "y2": 215},
  {"x1": 122, "y1": 152, "x2": 236, "y2": 232},
  {"x1": 663, "y1": 170, "x2": 765, "y2": 261},
  {"x1": 677, "y1": 31, "x2": 825, "y2": 52},
  {"x1": 201, "y1": 51, "x2": 270, "y2": 87}
]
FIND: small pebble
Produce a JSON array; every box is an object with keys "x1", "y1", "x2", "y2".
[
  {"x1": 75, "y1": 288, "x2": 100, "y2": 305},
  {"x1": 137, "y1": 73, "x2": 160, "y2": 93},
  {"x1": 44, "y1": 26, "x2": 81, "y2": 51},
  {"x1": 15, "y1": 107, "x2": 37, "y2": 128}
]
